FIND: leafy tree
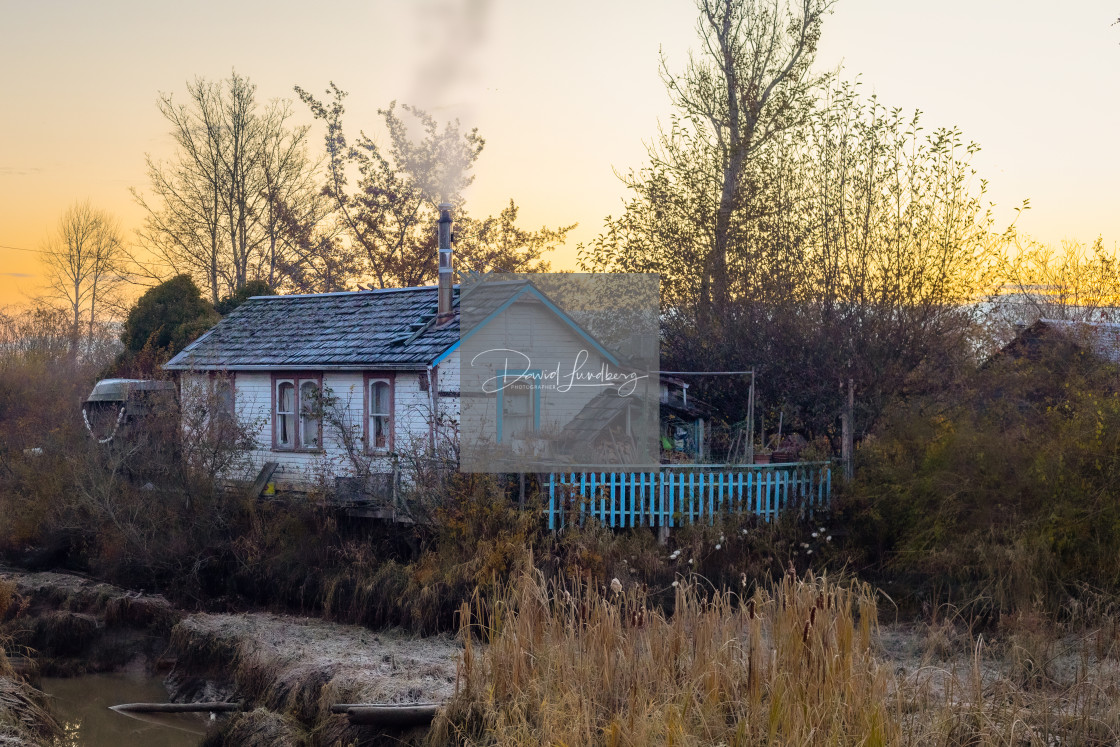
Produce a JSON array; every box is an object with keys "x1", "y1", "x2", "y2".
[
  {"x1": 216, "y1": 279, "x2": 275, "y2": 315},
  {"x1": 296, "y1": 83, "x2": 571, "y2": 288},
  {"x1": 582, "y1": 1, "x2": 1003, "y2": 446},
  {"x1": 121, "y1": 275, "x2": 218, "y2": 357},
  {"x1": 583, "y1": 0, "x2": 830, "y2": 311}
]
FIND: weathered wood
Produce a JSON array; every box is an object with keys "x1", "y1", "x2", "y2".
[
  {"x1": 338, "y1": 704, "x2": 440, "y2": 727},
  {"x1": 247, "y1": 461, "x2": 279, "y2": 499},
  {"x1": 549, "y1": 463, "x2": 832, "y2": 529},
  {"x1": 330, "y1": 702, "x2": 439, "y2": 714},
  {"x1": 110, "y1": 702, "x2": 243, "y2": 714}
]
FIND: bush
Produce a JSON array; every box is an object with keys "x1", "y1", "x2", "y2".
[
  {"x1": 120, "y1": 274, "x2": 217, "y2": 358},
  {"x1": 840, "y1": 343, "x2": 1120, "y2": 618}
]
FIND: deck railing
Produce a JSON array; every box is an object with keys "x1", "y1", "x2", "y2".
[{"x1": 547, "y1": 462, "x2": 831, "y2": 529}]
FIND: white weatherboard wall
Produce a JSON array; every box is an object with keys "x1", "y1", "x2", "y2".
[
  {"x1": 182, "y1": 370, "x2": 445, "y2": 489},
  {"x1": 460, "y1": 304, "x2": 617, "y2": 457},
  {"x1": 435, "y1": 349, "x2": 461, "y2": 436}
]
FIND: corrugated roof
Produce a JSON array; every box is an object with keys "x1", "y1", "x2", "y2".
[{"x1": 164, "y1": 286, "x2": 460, "y2": 370}]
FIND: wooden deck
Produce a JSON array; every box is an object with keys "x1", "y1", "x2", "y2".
[{"x1": 547, "y1": 462, "x2": 831, "y2": 529}]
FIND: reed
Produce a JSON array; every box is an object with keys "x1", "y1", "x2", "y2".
[{"x1": 434, "y1": 567, "x2": 894, "y2": 746}]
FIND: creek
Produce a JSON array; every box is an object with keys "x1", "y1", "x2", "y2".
[{"x1": 40, "y1": 671, "x2": 209, "y2": 747}]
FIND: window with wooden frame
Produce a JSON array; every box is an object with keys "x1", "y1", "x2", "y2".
[
  {"x1": 496, "y1": 369, "x2": 540, "y2": 444},
  {"x1": 209, "y1": 372, "x2": 237, "y2": 440},
  {"x1": 272, "y1": 373, "x2": 322, "y2": 451},
  {"x1": 300, "y1": 380, "x2": 321, "y2": 449},
  {"x1": 214, "y1": 376, "x2": 235, "y2": 422},
  {"x1": 365, "y1": 373, "x2": 395, "y2": 453}
]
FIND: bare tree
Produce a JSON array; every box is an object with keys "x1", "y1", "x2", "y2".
[
  {"x1": 984, "y1": 236, "x2": 1120, "y2": 341},
  {"x1": 134, "y1": 72, "x2": 323, "y2": 303},
  {"x1": 40, "y1": 200, "x2": 125, "y2": 358}
]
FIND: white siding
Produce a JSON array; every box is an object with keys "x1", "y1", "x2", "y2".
[
  {"x1": 218, "y1": 369, "x2": 450, "y2": 490},
  {"x1": 435, "y1": 351, "x2": 461, "y2": 441}
]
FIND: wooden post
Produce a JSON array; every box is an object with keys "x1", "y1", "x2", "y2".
[
  {"x1": 111, "y1": 702, "x2": 243, "y2": 714},
  {"x1": 841, "y1": 378, "x2": 854, "y2": 481},
  {"x1": 746, "y1": 371, "x2": 755, "y2": 464},
  {"x1": 391, "y1": 455, "x2": 401, "y2": 508}
]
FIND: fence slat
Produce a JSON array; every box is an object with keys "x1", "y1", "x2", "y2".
[{"x1": 544, "y1": 463, "x2": 833, "y2": 529}]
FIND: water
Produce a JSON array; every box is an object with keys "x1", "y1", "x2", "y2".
[{"x1": 40, "y1": 672, "x2": 208, "y2": 747}]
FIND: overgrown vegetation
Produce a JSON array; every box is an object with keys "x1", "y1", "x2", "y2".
[
  {"x1": 432, "y1": 568, "x2": 1120, "y2": 746},
  {"x1": 0, "y1": 578, "x2": 61, "y2": 746},
  {"x1": 435, "y1": 567, "x2": 891, "y2": 746},
  {"x1": 841, "y1": 336, "x2": 1120, "y2": 621}
]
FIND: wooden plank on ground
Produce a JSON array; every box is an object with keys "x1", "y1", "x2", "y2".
[{"x1": 246, "y1": 461, "x2": 279, "y2": 499}]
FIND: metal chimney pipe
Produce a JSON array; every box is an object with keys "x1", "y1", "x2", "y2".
[{"x1": 437, "y1": 202, "x2": 453, "y2": 324}]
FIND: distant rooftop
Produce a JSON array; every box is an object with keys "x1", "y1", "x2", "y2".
[{"x1": 1005, "y1": 318, "x2": 1120, "y2": 365}]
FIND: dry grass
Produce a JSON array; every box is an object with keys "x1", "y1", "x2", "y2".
[
  {"x1": 434, "y1": 569, "x2": 1120, "y2": 746},
  {"x1": 0, "y1": 579, "x2": 60, "y2": 747},
  {"x1": 200, "y1": 707, "x2": 307, "y2": 747},
  {"x1": 434, "y1": 567, "x2": 893, "y2": 746}
]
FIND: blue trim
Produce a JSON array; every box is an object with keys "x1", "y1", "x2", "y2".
[
  {"x1": 452, "y1": 283, "x2": 622, "y2": 367},
  {"x1": 522, "y1": 286, "x2": 621, "y2": 367},
  {"x1": 495, "y1": 368, "x2": 541, "y2": 443},
  {"x1": 431, "y1": 339, "x2": 459, "y2": 366}
]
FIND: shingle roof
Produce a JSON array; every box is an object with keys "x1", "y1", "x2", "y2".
[
  {"x1": 164, "y1": 286, "x2": 460, "y2": 371},
  {"x1": 1020, "y1": 318, "x2": 1120, "y2": 364}
]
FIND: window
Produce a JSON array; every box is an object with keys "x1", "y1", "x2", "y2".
[
  {"x1": 276, "y1": 380, "x2": 295, "y2": 447},
  {"x1": 497, "y1": 371, "x2": 539, "y2": 444},
  {"x1": 273, "y1": 374, "x2": 322, "y2": 451},
  {"x1": 300, "y1": 380, "x2": 321, "y2": 449},
  {"x1": 367, "y1": 376, "x2": 393, "y2": 452},
  {"x1": 208, "y1": 374, "x2": 237, "y2": 439},
  {"x1": 214, "y1": 377, "x2": 235, "y2": 423}
]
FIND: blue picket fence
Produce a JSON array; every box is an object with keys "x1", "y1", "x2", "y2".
[{"x1": 547, "y1": 462, "x2": 831, "y2": 529}]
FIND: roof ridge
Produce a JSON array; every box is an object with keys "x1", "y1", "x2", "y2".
[{"x1": 248, "y1": 284, "x2": 463, "y2": 300}]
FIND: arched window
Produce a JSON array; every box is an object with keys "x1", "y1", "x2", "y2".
[
  {"x1": 276, "y1": 380, "x2": 295, "y2": 447},
  {"x1": 300, "y1": 380, "x2": 321, "y2": 449},
  {"x1": 273, "y1": 375, "x2": 322, "y2": 451},
  {"x1": 369, "y1": 379, "x2": 392, "y2": 451}
]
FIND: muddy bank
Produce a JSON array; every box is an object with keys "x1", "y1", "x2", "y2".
[
  {"x1": 0, "y1": 568, "x2": 180, "y2": 677},
  {"x1": 169, "y1": 612, "x2": 460, "y2": 746},
  {"x1": 1, "y1": 567, "x2": 461, "y2": 746}
]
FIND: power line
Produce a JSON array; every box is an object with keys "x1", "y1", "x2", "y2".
[{"x1": 1, "y1": 242, "x2": 179, "y2": 270}]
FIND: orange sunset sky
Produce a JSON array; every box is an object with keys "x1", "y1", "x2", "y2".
[{"x1": 2, "y1": 0, "x2": 1118, "y2": 306}]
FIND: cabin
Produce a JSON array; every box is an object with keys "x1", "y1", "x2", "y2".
[
  {"x1": 163, "y1": 276, "x2": 668, "y2": 493},
  {"x1": 165, "y1": 286, "x2": 460, "y2": 494},
  {"x1": 164, "y1": 207, "x2": 830, "y2": 526}
]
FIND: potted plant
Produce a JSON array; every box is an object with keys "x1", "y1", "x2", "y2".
[{"x1": 754, "y1": 434, "x2": 780, "y2": 464}]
